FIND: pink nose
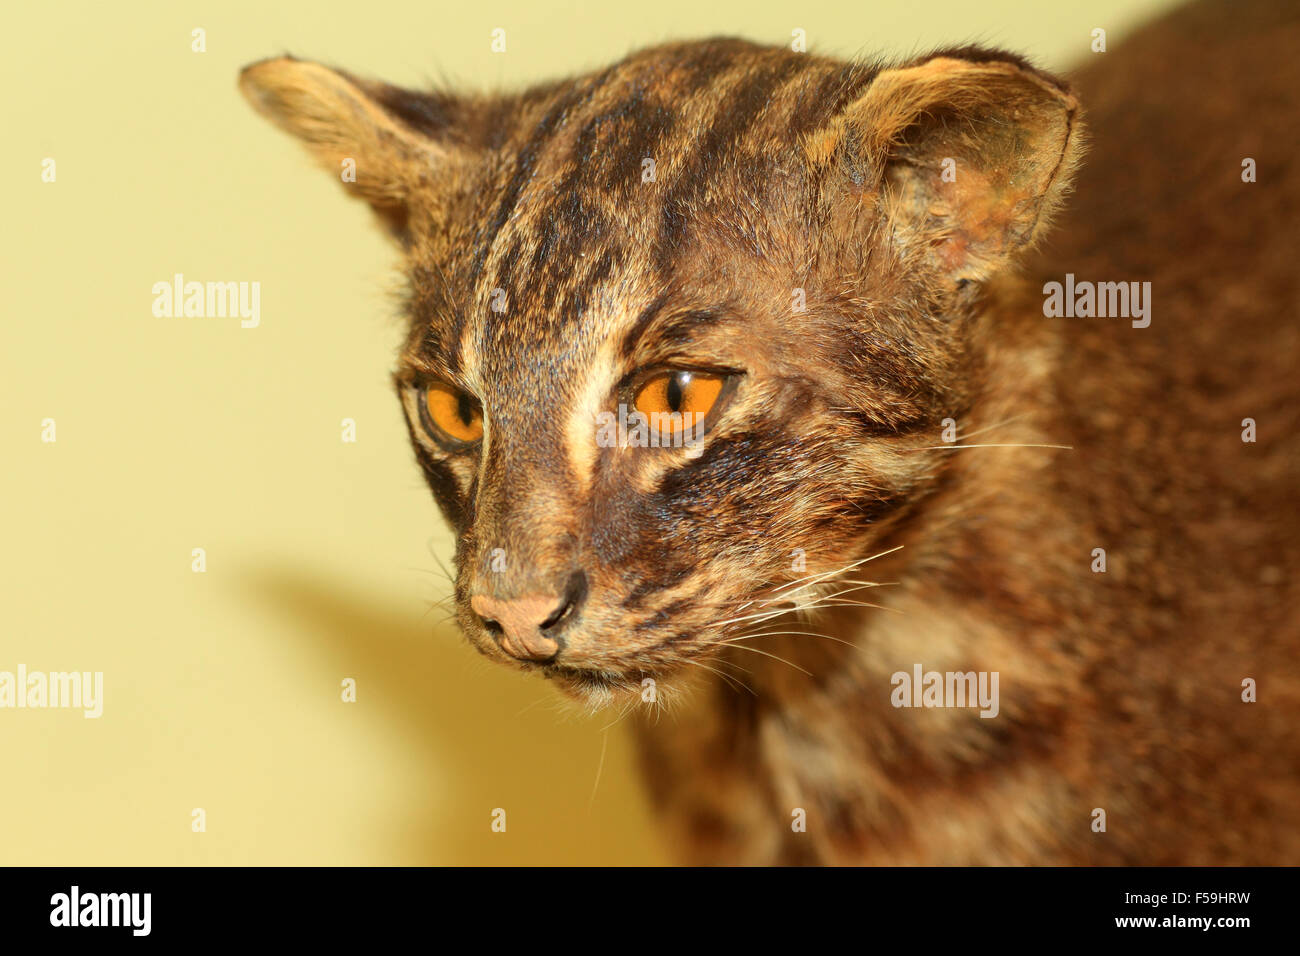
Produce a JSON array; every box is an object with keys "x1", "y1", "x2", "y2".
[{"x1": 470, "y1": 592, "x2": 570, "y2": 661}]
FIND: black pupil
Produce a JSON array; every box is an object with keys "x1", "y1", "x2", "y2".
[
  {"x1": 666, "y1": 372, "x2": 688, "y2": 413},
  {"x1": 456, "y1": 392, "x2": 475, "y2": 426}
]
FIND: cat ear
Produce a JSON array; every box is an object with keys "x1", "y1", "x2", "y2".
[
  {"x1": 812, "y1": 51, "x2": 1082, "y2": 283},
  {"x1": 239, "y1": 56, "x2": 455, "y2": 241}
]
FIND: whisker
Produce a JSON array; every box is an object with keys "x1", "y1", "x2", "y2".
[
  {"x1": 683, "y1": 657, "x2": 756, "y2": 695},
  {"x1": 954, "y1": 413, "x2": 1028, "y2": 441},
  {"x1": 905, "y1": 442, "x2": 1073, "y2": 452},
  {"x1": 713, "y1": 584, "x2": 886, "y2": 630},
  {"x1": 587, "y1": 730, "x2": 609, "y2": 811},
  {"x1": 597, "y1": 692, "x2": 641, "y2": 733},
  {"x1": 722, "y1": 629, "x2": 859, "y2": 648},
  {"x1": 427, "y1": 547, "x2": 456, "y2": 585},
  {"x1": 515, "y1": 693, "x2": 556, "y2": 719},
  {"x1": 711, "y1": 642, "x2": 813, "y2": 676},
  {"x1": 805, "y1": 598, "x2": 900, "y2": 613},
  {"x1": 767, "y1": 545, "x2": 905, "y2": 596},
  {"x1": 713, "y1": 605, "x2": 793, "y2": 629}
]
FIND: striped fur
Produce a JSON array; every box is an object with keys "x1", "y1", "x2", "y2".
[{"x1": 241, "y1": 1, "x2": 1299, "y2": 864}]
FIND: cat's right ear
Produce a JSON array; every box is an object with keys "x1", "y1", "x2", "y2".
[
  {"x1": 807, "y1": 52, "x2": 1083, "y2": 285},
  {"x1": 239, "y1": 56, "x2": 454, "y2": 242}
]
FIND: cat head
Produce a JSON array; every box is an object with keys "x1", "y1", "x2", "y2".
[{"x1": 240, "y1": 39, "x2": 1080, "y2": 706}]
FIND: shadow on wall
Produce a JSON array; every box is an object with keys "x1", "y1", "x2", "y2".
[{"x1": 240, "y1": 562, "x2": 665, "y2": 865}]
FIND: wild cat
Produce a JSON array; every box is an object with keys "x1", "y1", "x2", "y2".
[{"x1": 240, "y1": 0, "x2": 1299, "y2": 864}]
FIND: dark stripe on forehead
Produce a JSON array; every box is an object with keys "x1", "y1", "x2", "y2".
[
  {"x1": 489, "y1": 237, "x2": 524, "y2": 308},
  {"x1": 513, "y1": 193, "x2": 618, "y2": 314},
  {"x1": 579, "y1": 247, "x2": 618, "y2": 314},
  {"x1": 653, "y1": 53, "x2": 813, "y2": 273},
  {"x1": 560, "y1": 39, "x2": 748, "y2": 198},
  {"x1": 499, "y1": 45, "x2": 752, "y2": 321},
  {"x1": 589, "y1": 245, "x2": 618, "y2": 284},
  {"x1": 569, "y1": 80, "x2": 653, "y2": 194},
  {"x1": 470, "y1": 73, "x2": 614, "y2": 282},
  {"x1": 453, "y1": 66, "x2": 621, "y2": 345},
  {"x1": 480, "y1": 40, "x2": 766, "y2": 322}
]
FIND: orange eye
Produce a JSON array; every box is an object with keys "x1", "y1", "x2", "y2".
[
  {"x1": 633, "y1": 370, "x2": 727, "y2": 437},
  {"x1": 423, "y1": 383, "x2": 483, "y2": 445}
]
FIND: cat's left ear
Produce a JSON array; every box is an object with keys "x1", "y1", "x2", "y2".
[
  {"x1": 240, "y1": 56, "x2": 458, "y2": 242},
  {"x1": 810, "y1": 51, "x2": 1083, "y2": 283}
]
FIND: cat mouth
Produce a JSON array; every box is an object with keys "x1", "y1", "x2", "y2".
[
  {"x1": 543, "y1": 663, "x2": 637, "y2": 691},
  {"x1": 539, "y1": 661, "x2": 663, "y2": 704}
]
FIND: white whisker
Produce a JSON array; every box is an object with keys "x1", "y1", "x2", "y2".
[{"x1": 907, "y1": 442, "x2": 1072, "y2": 451}]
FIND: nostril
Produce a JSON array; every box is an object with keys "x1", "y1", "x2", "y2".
[
  {"x1": 480, "y1": 617, "x2": 503, "y2": 636},
  {"x1": 540, "y1": 599, "x2": 574, "y2": 631},
  {"x1": 541, "y1": 571, "x2": 588, "y2": 633}
]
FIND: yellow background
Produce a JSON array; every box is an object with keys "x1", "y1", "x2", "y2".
[{"x1": 3, "y1": 0, "x2": 1175, "y2": 865}]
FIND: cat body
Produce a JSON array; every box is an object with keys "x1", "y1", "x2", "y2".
[{"x1": 242, "y1": 0, "x2": 1299, "y2": 865}]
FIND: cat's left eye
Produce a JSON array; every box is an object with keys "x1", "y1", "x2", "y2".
[
  {"x1": 420, "y1": 382, "x2": 484, "y2": 448},
  {"x1": 631, "y1": 369, "x2": 733, "y2": 440}
]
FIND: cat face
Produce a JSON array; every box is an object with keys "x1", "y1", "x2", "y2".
[{"x1": 241, "y1": 40, "x2": 1079, "y2": 705}]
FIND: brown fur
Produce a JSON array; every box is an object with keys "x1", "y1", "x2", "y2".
[{"x1": 241, "y1": 0, "x2": 1299, "y2": 864}]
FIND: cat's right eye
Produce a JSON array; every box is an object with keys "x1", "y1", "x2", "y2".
[{"x1": 419, "y1": 382, "x2": 484, "y2": 448}]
